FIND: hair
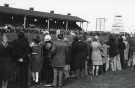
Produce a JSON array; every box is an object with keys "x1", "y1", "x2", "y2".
[
  {"x1": 57, "y1": 34, "x2": 64, "y2": 40},
  {"x1": 118, "y1": 37, "x2": 123, "y2": 43},
  {"x1": 33, "y1": 35, "x2": 41, "y2": 44},
  {"x1": 17, "y1": 31, "x2": 25, "y2": 39},
  {"x1": 73, "y1": 36, "x2": 78, "y2": 42},
  {"x1": 93, "y1": 37, "x2": 97, "y2": 41}
]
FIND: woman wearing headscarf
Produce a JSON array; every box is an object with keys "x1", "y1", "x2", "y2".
[
  {"x1": 0, "y1": 33, "x2": 14, "y2": 88},
  {"x1": 41, "y1": 35, "x2": 54, "y2": 85}
]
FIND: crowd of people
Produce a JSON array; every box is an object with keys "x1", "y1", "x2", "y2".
[{"x1": 0, "y1": 30, "x2": 134, "y2": 88}]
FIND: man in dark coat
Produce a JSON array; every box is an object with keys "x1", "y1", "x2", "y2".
[
  {"x1": 107, "y1": 35, "x2": 118, "y2": 58},
  {"x1": 41, "y1": 40, "x2": 54, "y2": 84},
  {"x1": 107, "y1": 35, "x2": 119, "y2": 71},
  {"x1": 118, "y1": 36, "x2": 126, "y2": 69},
  {"x1": 71, "y1": 35, "x2": 88, "y2": 79},
  {"x1": 12, "y1": 32, "x2": 31, "y2": 88},
  {"x1": 52, "y1": 34, "x2": 69, "y2": 88}
]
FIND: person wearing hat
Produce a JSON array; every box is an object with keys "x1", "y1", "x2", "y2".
[
  {"x1": 70, "y1": 35, "x2": 88, "y2": 79},
  {"x1": 51, "y1": 34, "x2": 69, "y2": 88},
  {"x1": 30, "y1": 35, "x2": 42, "y2": 85},
  {"x1": 12, "y1": 32, "x2": 32, "y2": 88},
  {"x1": 41, "y1": 35, "x2": 54, "y2": 86},
  {"x1": 44, "y1": 35, "x2": 52, "y2": 42}
]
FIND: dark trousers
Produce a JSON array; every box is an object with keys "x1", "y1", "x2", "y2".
[
  {"x1": 41, "y1": 63, "x2": 53, "y2": 83},
  {"x1": 16, "y1": 62, "x2": 29, "y2": 88},
  {"x1": 120, "y1": 51, "x2": 125, "y2": 69}
]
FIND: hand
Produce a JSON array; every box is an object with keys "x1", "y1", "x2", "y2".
[{"x1": 18, "y1": 58, "x2": 23, "y2": 62}]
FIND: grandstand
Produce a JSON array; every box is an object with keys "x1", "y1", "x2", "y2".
[{"x1": 0, "y1": 4, "x2": 87, "y2": 33}]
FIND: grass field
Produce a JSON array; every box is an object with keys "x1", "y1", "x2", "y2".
[{"x1": 29, "y1": 68, "x2": 135, "y2": 88}]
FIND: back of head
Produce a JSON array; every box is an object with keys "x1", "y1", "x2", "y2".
[
  {"x1": 33, "y1": 35, "x2": 41, "y2": 44},
  {"x1": 73, "y1": 36, "x2": 79, "y2": 42},
  {"x1": 93, "y1": 35, "x2": 99, "y2": 41},
  {"x1": 17, "y1": 31, "x2": 25, "y2": 39},
  {"x1": 78, "y1": 35, "x2": 84, "y2": 41},
  {"x1": 57, "y1": 34, "x2": 64, "y2": 40},
  {"x1": 109, "y1": 34, "x2": 115, "y2": 42}
]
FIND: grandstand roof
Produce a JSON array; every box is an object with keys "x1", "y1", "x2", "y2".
[{"x1": 0, "y1": 6, "x2": 87, "y2": 22}]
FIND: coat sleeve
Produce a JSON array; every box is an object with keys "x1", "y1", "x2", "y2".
[
  {"x1": 65, "y1": 45, "x2": 70, "y2": 65},
  {"x1": 51, "y1": 44, "x2": 57, "y2": 58}
]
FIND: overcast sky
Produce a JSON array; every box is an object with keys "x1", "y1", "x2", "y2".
[{"x1": 0, "y1": 0, "x2": 135, "y2": 32}]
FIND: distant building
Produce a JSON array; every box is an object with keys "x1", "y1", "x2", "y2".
[
  {"x1": 96, "y1": 18, "x2": 106, "y2": 31},
  {"x1": 112, "y1": 15, "x2": 124, "y2": 33},
  {"x1": 0, "y1": 4, "x2": 87, "y2": 32}
]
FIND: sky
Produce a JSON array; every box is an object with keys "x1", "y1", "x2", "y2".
[{"x1": 0, "y1": 0, "x2": 135, "y2": 32}]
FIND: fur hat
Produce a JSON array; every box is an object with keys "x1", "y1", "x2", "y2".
[{"x1": 44, "y1": 34, "x2": 51, "y2": 42}]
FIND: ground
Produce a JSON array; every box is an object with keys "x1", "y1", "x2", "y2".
[{"x1": 30, "y1": 68, "x2": 135, "y2": 88}]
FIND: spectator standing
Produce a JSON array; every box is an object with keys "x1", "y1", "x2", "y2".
[
  {"x1": 70, "y1": 36, "x2": 78, "y2": 78},
  {"x1": 30, "y1": 36, "x2": 42, "y2": 85},
  {"x1": 101, "y1": 41, "x2": 110, "y2": 72},
  {"x1": 118, "y1": 36, "x2": 126, "y2": 69},
  {"x1": 91, "y1": 36, "x2": 102, "y2": 76},
  {"x1": 52, "y1": 34, "x2": 69, "y2": 88},
  {"x1": 63, "y1": 37, "x2": 71, "y2": 80},
  {"x1": 115, "y1": 36, "x2": 122, "y2": 71},
  {"x1": 86, "y1": 38, "x2": 93, "y2": 78},
  {"x1": 123, "y1": 36, "x2": 129, "y2": 68},
  {"x1": 12, "y1": 32, "x2": 31, "y2": 88},
  {"x1": 128, "y1": 36, "x2": 135, "y2": 67},
  {"x1": 41, "y1": 37, "x2": 54, "y2": 85},
  {"x1": 71, "y1": 35, "x2": 88, "y2": 78},
  {"x1": 0, "y1": 33, "x2": 14, "y2": 88},
  {"x1": 107, "y1": 35, "x2": 118, "y2": 72}
]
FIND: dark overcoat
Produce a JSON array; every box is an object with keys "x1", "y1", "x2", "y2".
[
  {"x1": 52, "y1": 40, "x2": 69, "y2": 67},
  {"x1": 0, "y1": 42, "x2": 14, "y2": 80},
  {"x1": 71, "y1": 40, "x2": 88, "y2": 71},
  {"x1": 11, "y1": 37, "x2": 32, "y2": 88}
]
